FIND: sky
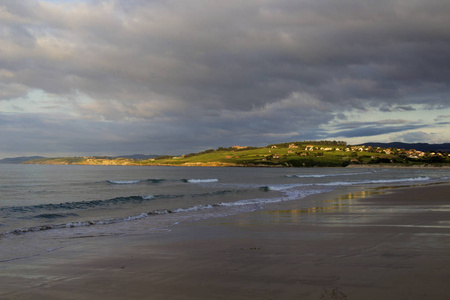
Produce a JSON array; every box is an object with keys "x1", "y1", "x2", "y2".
[{"x1": 1, "y1": 0, "x2": 449, "y2": 158}]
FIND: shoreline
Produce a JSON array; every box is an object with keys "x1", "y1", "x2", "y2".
[
  {"x1": 1, "y1": 182, "x2": 450, "y2": 299},
  {"x1": 346, "y1": 163, "x2": 450, "y2": 169}
]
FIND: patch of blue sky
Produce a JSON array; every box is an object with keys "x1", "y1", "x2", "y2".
[
  {"x1": 0, "y1": 89, "x2": 87, "y2": 117},
  {"x1": 347, "y1": 105, "x2": 448, "y2": 125},
  {"x1": 325, "y1": 106, "x2": 450, "y2": 144}
]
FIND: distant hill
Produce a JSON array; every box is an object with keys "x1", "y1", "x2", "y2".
[
  {"x1": 363, "y1": 142, "x2": 450, "y2": 152},
  {"x1": 0, "y1": 156, "x2": 46, "y2": 164},
  {"x1": 0, "y1": 154, "x2": 160, "y2": 164},
  {"x1": 114, "y1": 154, "x2": 160, "y2": 160}
]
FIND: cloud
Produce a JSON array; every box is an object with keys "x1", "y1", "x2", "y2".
[
  {"x1": 379, "y1": 106, "x2": 416, "y2": 112},
  {"x1": 434, "y1": 115, "x2": 450, "y2": 122},
  {"x1": 3, "y1": 1, "x2": 450, "y2": 111},
  {"x1": 392, "y1": 131, "x2": 445, "y2": 144},
  {"x1": 1, "y1": 0, "x2": 449, "y2": 156}
]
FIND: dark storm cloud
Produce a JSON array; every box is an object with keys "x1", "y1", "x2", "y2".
[
  {"x1": 1, "y1": 0, "x2": 449, "y2": 156},
  {"x1": 2, "y1": 0, "x2": 449, "y2": 109}
]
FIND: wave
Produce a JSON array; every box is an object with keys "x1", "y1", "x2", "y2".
[
  {"x1": 4, "y1": 189, "x2": 324, "y2": 236},
  {"x1": 107, "y1": 178, "x2": 221, "y2": 184},
  {"x1": 183, "y1": 178, "x2": 219, "y2": 183},
  {"x1": 107, "y1": 180, "x2": 141, "y2": 184},
  {"x1": 266, "y1": 176, "x2": 431, "y2": 191},
  {"x1": 2, "y1": 175, "x2": 436, "y2": 237},
  {"x1": 320, "y1": 176, "x2": 431, "y2": 186},
  {"x1": 190, "y1": 190, "x2": 234, "y2": 198},
  {"x1": 107, "y1": 178, "x2": 166, "y2": 185},
  {"x1": 0, "y1": 195, "x2": 159, "y2": 215},
  {"x1": 285, "y1": 171, "x2": 377, "y2": 178},
  {"x1": 32, "y1": 213, "x2": 79, "y2": 219},
  {"x1": 0, "y1": 189, "x2": 238, "y2": 216},
  {"x1": 146, "y1": 178, "x2": 166, "y2": 183}
]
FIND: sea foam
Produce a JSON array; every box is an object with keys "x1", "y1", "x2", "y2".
[
  {"x1": 107, "y1": 180, "x2": 141, "y2": 184},
  {"x1": 186, "y1": 179, "x2": 219, "y2": 183}
]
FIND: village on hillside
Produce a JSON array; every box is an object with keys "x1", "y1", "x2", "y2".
[{"x1": 288, "y1": 143, "x2": 447, "y2": 160}]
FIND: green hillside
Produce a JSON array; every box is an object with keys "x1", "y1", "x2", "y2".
[{"x1": 22, "y1": 141, "x2": 450, "y2": 167}]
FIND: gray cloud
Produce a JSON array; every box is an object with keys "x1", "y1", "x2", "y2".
[
  {"x1": 393, "y1": 131, "x2": 443, "y2": 144},
  {"x1": 379, "y1": 106, "x2": 416, "y2": 112},
  {"x1": 434, "y1": 115, "x2": 450, "y2": 122},
  {"x1": 3, "y1": 1, "x2": 450, "y2": 108},
  {"x1": 1, "y1": 0, "x2": 449, "y2": 156}
]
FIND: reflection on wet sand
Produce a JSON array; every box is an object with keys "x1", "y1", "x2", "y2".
[
  {"x1": 265, "y1": 188, "x2": 384, "y2": 223},
  {"x1": 231, "y1": 182, "x2": 449, "y2": 227},
  {"x1": 263, "y1": 182, "x2": 448, "y2": 224}
]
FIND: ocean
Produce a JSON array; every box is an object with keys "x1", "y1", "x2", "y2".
[{"x1": 1, "y1": 164, "x2": 449, "y2": 262}]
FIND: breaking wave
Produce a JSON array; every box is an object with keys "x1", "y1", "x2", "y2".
[
  {"x1": 319, "y1": 176, "x2": 431, "y2": 186},
  {"x1": 183, "y1": 178, "x2": 219, "y2": 183},
  {"x1": 285, "y1": 171, "x2": 377, "y2": 178},
  {"x1": 0, "y1": 195, "x2": 168, "y2": 215},
  {"x1": 106, "y1": 178, "x2": 222, "y2": 185},
  {"x1": 107, "y1": 180, "x2": 141, "y2": 184},
  {"x1": 106, "y1": 179, "x2": 166, "y2": 184},
  {"x1": 265, "y1": 176, "x2": 431, "y2": 191},
  {"x1": 1, "y1": 172, "x2": 439, "y2": 238},
  {"x1": 0, "y1": 189, "x2": 238, "y2": 216},
  {"x1": 4, "y1": 188, "x2": 324, "y2": 236}
]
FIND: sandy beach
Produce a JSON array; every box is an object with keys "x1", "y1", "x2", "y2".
[{"x1": 1, "y1": 183, "x2": 450, "y2": 299}]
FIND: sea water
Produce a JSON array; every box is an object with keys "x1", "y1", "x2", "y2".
[{"x1": 1, "y1": 164, "x2": 449, "y2": 262}]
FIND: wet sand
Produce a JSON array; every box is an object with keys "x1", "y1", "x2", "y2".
[{"x1": 1, "y1": 183, "x2": 450, "y2": 299}]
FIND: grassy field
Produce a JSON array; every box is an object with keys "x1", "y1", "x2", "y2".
[{"x1": 23, "y1": 141, "x2": 449, "y2": 167}]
